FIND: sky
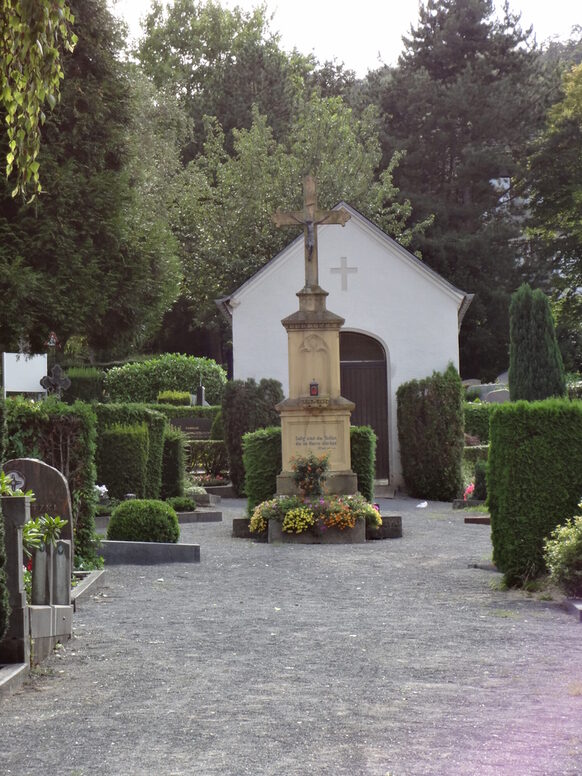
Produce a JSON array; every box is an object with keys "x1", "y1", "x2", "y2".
[{"x1": 108, "y1": 0, "x2": 580, "y2": 76}]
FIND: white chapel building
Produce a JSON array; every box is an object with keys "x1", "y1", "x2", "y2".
[{"x1": 217, "y1": 203, "x2": 473, "y2": 489}]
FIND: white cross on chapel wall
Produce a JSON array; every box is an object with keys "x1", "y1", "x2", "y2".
[{"x1": 330, "y1": 256, "x2": 358, "y2": 291}]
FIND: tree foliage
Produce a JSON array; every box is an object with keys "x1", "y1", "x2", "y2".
[
  {"x1": 508, "y1": 284, "x2": 566, "y2": 401},
  {"x1": 0, "y1": 0, "x2": 77, "y2": 198}
]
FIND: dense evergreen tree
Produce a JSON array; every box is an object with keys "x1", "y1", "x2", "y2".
[
  {"x1": 508, "y1": 284, "x2": 566, "y2": 400},
  {"x1": 365, "y1": 0, "x2": 550, "y2": 379},
  {"x1": 0, "y1": 0, "x2": 180, "y2": 357}
]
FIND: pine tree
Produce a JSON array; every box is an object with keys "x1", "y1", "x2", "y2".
[{"x1": 509, "y1": 284, "x2": 566, "y2": 400}]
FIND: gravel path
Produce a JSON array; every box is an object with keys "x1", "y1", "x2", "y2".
[{"x1": 1, "y1": 497, "x2": 581, "y2": 776}]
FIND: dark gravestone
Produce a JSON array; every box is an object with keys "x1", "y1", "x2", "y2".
[
  {"x1": 40, "y1": 364, "x2": 71, "y2": 399},
  {"x1": 170, "y1": 416, "x2": 212, "y2": 439},
  {"x1": 3, "y1": 459, "x2": 74, "y2": 549}
]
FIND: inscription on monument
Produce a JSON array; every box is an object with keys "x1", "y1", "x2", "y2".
[{"x1": 295, "y1": 433, "x2": 338, "y2": 450}]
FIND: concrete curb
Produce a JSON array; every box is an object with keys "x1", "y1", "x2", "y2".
[
  {"x1": 98, "y1": 540, "x2": 200, "y2": 565},
  {"x1": 71, "y1": 569, "x2": 106, "y2": 608},
  {"x1": 0, "y1": 663, "x2": 28, "y2": 698},
  {"x1": 177, "y1": 510, "x2": 222, "y2": 523},
  {"x1": 564, "y1": 599, "x2": 582, "y2": 622}
]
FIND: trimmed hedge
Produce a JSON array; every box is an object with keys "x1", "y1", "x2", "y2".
[
  {"x1": 107, "y1": 499, "x2": 179, "y2": 543},
  {"x1": 464, "y1": 403, "x2": 496, "y2": 443},
  {"x1": 187, "y1": 439, "x2": 228, "y2": 477},
  {"x1": 223, "y1": 378, "x2": 284, "y2": 496},
  {"x1": 0, "y1": 399, "x2": 5, "y2": 462},
  {"x1": 350, "y1": 426, "x2": 376, "y2": 502},
  {"x1": 144, "y1": 404, "x2": 219, "y2": 422},
  {"x1": 0, "y1": 500, "x2": 9, "y2": 641},
  {"x1": 96, "y1": 404, "x2": 167, "y2": 499},
  {"x1": 104, "y1": 354, "x2": 227, "y2": 405},
  {"x1": 210, "y1": 409, "x2": 223, "y2": 441},
  {"x1": 96, "y1": 424, "x2": 149, "y2": 500},
  {"x1": 64, "y1": 367, "x2": 104, "y2": 404},
  {"x1": 473, "y1": 459, "x2": 487, "y2": 501},
  {"x1": 157, "y1": 391, "x2": 191, "y2": 406},
  {"x1": 397, "y1": 364, "x2": 464, "y2": 501},
  {"x1": 462, "y1": 445, "x2": 489, "y2": 465},
  {"x1": 241, "y1": 425, "x2": 378, "y2": 512},
  {"x1": 161, "y1": 426, "x2": 186, "y2": 499},
  {"x1": 3, "y1": 397, "x2": 98, "y2": 561},
  {"x1": 489, "y1": 399, "x2": 582, "y2": 585},
  {"x1": 243, "y1": 427, "x2": 283, "y2": 514}
]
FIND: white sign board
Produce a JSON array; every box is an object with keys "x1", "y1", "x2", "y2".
[{"x1": 2, "y1": 352, "x2": 48, "y2": 398}]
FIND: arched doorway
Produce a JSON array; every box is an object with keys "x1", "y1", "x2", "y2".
[{"x1": 340, "y1": 332, "x2": 389, "y2": 480}]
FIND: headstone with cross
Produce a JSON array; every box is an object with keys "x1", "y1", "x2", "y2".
[
  {"x1": 271, "y1": 175, "x2": 358, "y2": 504},
  {"x1": 272, "y1": 175, "x2": 351, "y2": 292},
  {"x1": 40, "y1": 364, "x2": 71, "y2": 399}
]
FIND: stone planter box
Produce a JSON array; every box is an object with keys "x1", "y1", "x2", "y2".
[
  {"x1": 268, "y1": 519, "x2": 366, "y2": 544},
  {"x1": 96, "y1": 509, "x2": 221, "y2": 534},
  {"x1": 192, "y1": 493, "x2": 221, "y2": 506},
  {"x1": 98, "y1": 541, "x2": 200, "y2": 565},
  {"x1": 366, "y1": 515, "x2": 402, "y2": 540}
]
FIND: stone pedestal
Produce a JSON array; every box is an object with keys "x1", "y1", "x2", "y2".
[
  {"x1": 276, "y1": 286, "x2": 357, "y2": 496},
  {"x1": 0, "y1": 496, "x2": 31, "y2": 665}
]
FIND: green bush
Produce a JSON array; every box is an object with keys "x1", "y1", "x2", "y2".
[
  {"x1": 107, "y1": 499, "x2": 179, "y2": 543},
  {"x1": 144, "y1": 404, "x2": 219, "y2": 423},
  {"x1": 0, "y1": 501, "x2": 10, "y2": 641},
  {"x1": 4, "y1": 397, "x2": 98, "y2": 562},
  {"x1": 64, "y1": 367, "x2": 104, "y2": 404},
  {"x1": 104, "y1": 354, "x2": 227, "y2": 405},
  {"x1": 96, "y1": 424, "x2": 149, "y2": 500},
  {"x1": 397, "y1": 364, "x2": 464, "y2": 501},
  {"x1": 350, "y1": 426, "x2": 376, "y2": 502},
  {"x1": 166, "y1": 495, "x2": 197, "y2": 512},
  {"x1": 489, "y1": 400, "x2": 582, "y2": 585},
  {"x1": 243, "y1": 427, "x2": 282, "y2": 514},
  {"x1": 473, "y1": 459, "x2": 487, "y2": 501},
  {"x1": 462, "y1": 445, "x2": 489, "y2": 466},
  {"x1": 187, "y1": 440, "x2": 228, "y2": 477},
  {"x1": 508, "y1": 284, "x2": 567, "y2": 401},
  {"x1": 544, "y1": 510, "x2": 582, "y2": 597},
  {"x1": 464, "y1": 403, "x2": 495, "y2": 443},
  {"x1": 161, "y1": 426, "x2": 186, "y2": 499},
  {"x1": 157, "y1": 390, "x2": 191, "y2": 406},
  {"x1": 0, "y1": 398, "x2": 6, "y2": 462},
  {"x1": 222, "y1": 378, "x2": 284, "y2": 496},
  {"x1": 210, "y1": 409, "x2": 224, "y2": 440},
  {"x1": 96, "y1": 404, "x2": 167, "y2": 499}
]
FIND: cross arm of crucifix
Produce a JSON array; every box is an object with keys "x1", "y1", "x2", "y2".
[{"x1": 272, "y1": 208, "x2": 351, "y2": 228}]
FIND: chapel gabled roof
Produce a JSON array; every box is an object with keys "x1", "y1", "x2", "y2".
[{"x1": 216, "y1": 202, "x2": 473, "y2": 328}]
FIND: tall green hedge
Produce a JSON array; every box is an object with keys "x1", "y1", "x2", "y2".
[
  {"x1": 508, "y1": 284, "x2": 566, "y2": 401},
  {"x1": 0, "y1": 501, "x2": 10, "y2": 642},
  {"x1": 64, "y1": 367, "x2": 105, "y2": 404},
  {"x1": 161, "y1": 426, "x2": 186, "y2": 499},
  {"x1": 96, "y1": 404, "x2": 167, "y2": 499},
  {"x1": 103, "y1": 354, "x2": 227, "y2": 405},
  {"x1": 243, "y1": 427, "x2": 282, "y2": 514},
  {"x1": 95, "y1": 424, "x2": 149, "y2": 499},
  {"x1": 350, "y1": 426, "x2": 376, "y2": 502},
  {"x1": 0, "y1": 399, "x2": 5, "y2": 462},
  {"x1": 463, "y1": 403, "x2": 496, "y2": 443},
  {"x1": 222, "y1": 378, "x2": 284, "y2": 496},
  {"x1": 4, "y1": 397, "x2": 98, "y2": 561},
  {"x1": 489, "y1": 399, "x2": 582, "y2": 585},
  {"x1": 397, "y1": 364, "x2": 464, "y2": 501},
  {"x1": 187, "y1": 440, "x2": 228, "y2": 477},
  {"x1": 241, "y1": 425, "x2": 377, "y2": 512}
]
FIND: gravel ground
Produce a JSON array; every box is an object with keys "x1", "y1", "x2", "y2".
[{"x1": 0, "y1": 496, "x2": 581, "y2": 776}]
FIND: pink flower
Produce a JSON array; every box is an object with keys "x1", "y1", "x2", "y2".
[{"x1": 464, "y1": 483, "x2": 475, "y2": 501}]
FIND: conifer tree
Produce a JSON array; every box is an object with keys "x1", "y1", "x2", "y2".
[{"x1": 508, "y1": 284, "x2": 566, "y2": 400}]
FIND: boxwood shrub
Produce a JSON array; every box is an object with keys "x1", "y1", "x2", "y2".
[
  {"x1": 161, "y1": 426, "x2": 186, "y2": 499},
  {"x1": 96, "y1": 404, "x2": 167, "y2": 499},
  {"x1": 489, "y1": 399, "x2": 582, "y2": 585},
  {"x1": 104, "y1": 354, "x2": 227, "y2": 405},
  {"x1": 243, "y1": 427, "x2": 282, "y2": 513},
  {"x1": 96, "y1": 424, "x2": 149, "y2": 500},
  {"x1": 397, "y1": 364, "x2": 464, "y2": 501},
  {"x1": 157, "y1": 391, "x2": 191, "y2": 406},
  {"x1": 350, "y1": 426, "x2": 376, "y2": 502},
  {"x1": 107, "y1": 499, "x2": 179, "y2": 543},
  {"x1": 64, "y1": 367, "x2": 104, "y2": 404}
]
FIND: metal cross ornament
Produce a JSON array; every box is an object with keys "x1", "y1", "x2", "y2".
[{"x1": 40, "y1": 364, "x2": 71, "y2": 398}]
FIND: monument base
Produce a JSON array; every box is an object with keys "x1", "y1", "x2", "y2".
[
  {"x1": 276, "y1": 470, "x2": 357, "y2": 496},
  {"x1": 268, "y1": 518, "x2": 366, "y2": 544}
]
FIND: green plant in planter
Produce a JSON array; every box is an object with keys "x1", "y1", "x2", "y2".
[
  {"x1": 166, "y1": 496, "x2": 197, "y2": 512},
  {"x1": 544, "y1": 508, "x2": 582, "y2": 597},
  {"x1": 22, "y1": 514, "x2": 68, "y2": 556},
  {"x1": 291, "y1": 453, "x2": 329, "y2": 497}
]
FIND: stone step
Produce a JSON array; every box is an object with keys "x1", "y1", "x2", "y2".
[{"x1": 374, "y1": 481, "x2": 396, "y2": 498}]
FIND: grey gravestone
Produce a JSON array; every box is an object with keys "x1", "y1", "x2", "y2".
[
  {"x1": 484, "y1": 388, "x2": 510, "y2": 404},
  {"x1": 40, "y1": 364, "x2": 71, "y2": 399},
  {"x1": 3, "y1": 458, "x2": 74, "y2": 547}
]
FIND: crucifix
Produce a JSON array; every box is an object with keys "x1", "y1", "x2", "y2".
[{"x1": 272, "y1": 175, "x2": 351, "y2": 290}]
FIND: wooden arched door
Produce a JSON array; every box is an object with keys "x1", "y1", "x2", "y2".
[{"x1": 340, "y1": 332, "x2": 389, "y2": 480}]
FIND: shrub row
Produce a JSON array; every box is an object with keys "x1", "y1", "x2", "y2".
[
  {"x1": 64, "y1": 367, "x2": 105, "y2": 404},
  {"x1": 3, "y1": 397, "x2": 98, "y2": 561},
  {"x1": 489, "y1": 399, "x2": 582, "y2": 585},
  {"x1": 161, "y1": 426, "x2": 186, "y2": 499},
  {"x1": 95, "y1": 424, "x2": 149, "y2": 500},
  {"x1": 463, "y1": 403, "x2": 496, "y2": 443},
  {"x1": 222, "y1": 379, "x2": 283, "y2": 496},
  {"x1": 462, "y1": 445, "x2": 489, "y2": 466},
  {"x1": 397, "y1": 364, "x2": 464, "y2": 501},
  {"x1": 241, "y1": 426, "x2": 377, "y2": 513},
  {"x1": 157, "y1": 391, "x2": 191, "y2": 406},
  {"x1": 187, "y1": 440, "x2": 228, "y2": 478},
  {"x1": 103, "y1": 354, "x2": 227, "y2": 405}
]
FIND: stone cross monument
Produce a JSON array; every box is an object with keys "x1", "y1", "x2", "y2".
[{"x1": 272, "y1": 175, "x2": 357, "y2": 495}]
